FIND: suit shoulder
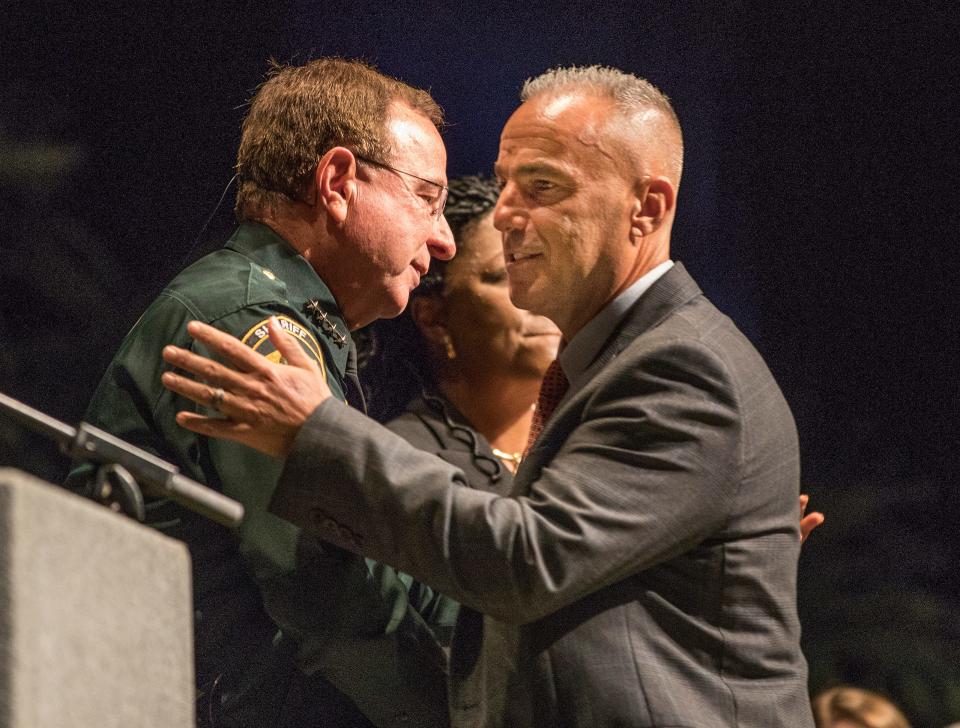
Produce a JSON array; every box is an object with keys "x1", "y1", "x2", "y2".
[
  {"x1": 625, "y1": 295, "x2": 775, "y2": 388},
  {"x1": 648, "y1": 293, "x2": 730, "y2": 345},
  {"x1": 622, "y1": 293, "x2": 797, "y2": 451},
  {"x1": 589, "y1": 299, "x2": 754, "y2": 419},
  {"x1": 618, "y1": 301, "x2": 733, "y2": 375}
]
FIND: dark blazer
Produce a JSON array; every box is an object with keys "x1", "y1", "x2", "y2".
[
  {"x1": 386, "y1": 393, "x2": 515, "y2": 496},
  {"x1": 275, "y1": 263, "x2": 815, "y2": 728}
]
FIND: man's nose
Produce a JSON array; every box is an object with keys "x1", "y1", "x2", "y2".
[
  {"x1": 493, "y1": 183, "x2": 525, "y2": 233},
  {"x1": 427, "y1": 214, "x2": 456, "y2": 260}
]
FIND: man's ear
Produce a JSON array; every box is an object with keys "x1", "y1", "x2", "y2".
[
  {"x1": 409, "y1": 295, "x2": 448, "y2": 347},
  {"x1": 313, "y1": 147, "x2": 358, "y2": 225},
  {"x1": 630, "y1": 176, "x2": 675, "y2": 240}
]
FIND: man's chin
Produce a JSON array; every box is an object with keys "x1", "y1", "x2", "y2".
[
  {"x1": 379, "y1": 294, "x2": 409, "y2": 320},
  {"x1": 508, "y1": 288, "x2": 547, "y2": 319},
  {"x1": 346, "y1": 297, "x2": 405, "y2": 329}
]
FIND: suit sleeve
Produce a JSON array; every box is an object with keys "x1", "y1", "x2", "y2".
[{"x1": 275, "y1": 335, "x2": 743, "y2": 625}]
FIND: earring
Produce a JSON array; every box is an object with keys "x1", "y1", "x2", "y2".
[{"x1": 442, "y1": 334, "x2": 457, "y2": 360}]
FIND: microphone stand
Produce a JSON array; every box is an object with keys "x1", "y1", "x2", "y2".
[{"x1": 0, "y1": 391, "x2": 244, "y2": 528}]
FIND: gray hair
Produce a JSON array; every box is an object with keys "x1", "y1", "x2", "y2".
[{"x1": 521, "y1": 65, "x2": 683, "y2": 185}]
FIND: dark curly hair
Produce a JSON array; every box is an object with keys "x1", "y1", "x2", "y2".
[{"x1": 357, "y1": 175, "x2": 501, "y2": 423}]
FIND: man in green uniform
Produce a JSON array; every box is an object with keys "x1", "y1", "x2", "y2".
[{"x1": 69, "y1": 58, "x2": 456, "y2": 727}]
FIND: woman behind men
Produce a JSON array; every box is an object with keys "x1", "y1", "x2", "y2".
[{"x1": 358, "y1": 175, "x2": 560, "y2": 642}]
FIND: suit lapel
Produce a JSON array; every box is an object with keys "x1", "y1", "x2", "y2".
[{"x1": 586, "y1": 262, "x2": 702, "y2": 376}]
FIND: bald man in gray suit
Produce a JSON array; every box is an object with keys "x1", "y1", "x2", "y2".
[{"x1": 163, "y1": 66, "x2": 815, "y2": 727}]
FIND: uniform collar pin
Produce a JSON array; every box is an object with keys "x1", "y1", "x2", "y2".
[{"x1": 304, "y1": 299, "x2": 346, "y2": 348}]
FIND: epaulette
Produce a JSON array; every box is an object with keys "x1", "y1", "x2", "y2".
[{"x1": 244, "y1": 262, "x2": 288, "y2": 307}]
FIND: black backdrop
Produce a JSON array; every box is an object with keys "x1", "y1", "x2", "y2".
[{"x1": 2, "y1": 3, "x2": 958, "y2": 724}]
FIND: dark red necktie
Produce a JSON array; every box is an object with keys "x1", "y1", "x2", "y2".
[{"x1": 527, "y1": 358, "x2": 569, "y2": 451}]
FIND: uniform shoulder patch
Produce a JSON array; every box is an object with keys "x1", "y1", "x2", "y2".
[{"x1": 240, "y1": 316, "x2": 326, "y2": 378}]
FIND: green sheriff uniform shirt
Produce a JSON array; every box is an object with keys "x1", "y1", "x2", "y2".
[{"x1": 70, "y1": 222, "x2": 448, "y2": 727}]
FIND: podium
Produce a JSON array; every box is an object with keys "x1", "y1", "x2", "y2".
[{"x1": 0, "y1": 468, "x2": 194, "y2": 727}]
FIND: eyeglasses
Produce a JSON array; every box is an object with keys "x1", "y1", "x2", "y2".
[{"x1": 354, "y1": 154, "x2": 448, "y2": 219}]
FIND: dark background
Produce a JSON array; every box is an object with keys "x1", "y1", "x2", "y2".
[{"x1": 2, "y1": 3, "x2": 958, "y2": 724}]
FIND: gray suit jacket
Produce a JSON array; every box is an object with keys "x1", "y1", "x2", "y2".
[{"x1": 273, "y1": 264, "x2": 814, "y2": 727}]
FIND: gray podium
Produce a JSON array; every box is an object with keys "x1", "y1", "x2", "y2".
[{"x1": 0, "y1": 468, "x2": 194, "y2": 727}]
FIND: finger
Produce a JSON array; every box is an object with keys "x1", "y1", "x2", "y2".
[
  {"x1": 175, "y1": 411, "x2": 286, "y2": 458},
  {"x1": 162, "y1": 371, "x2": 243, "y2": 417},
  {"x1": 799, "y1": 512, "x2": 825, "y2": 543},
  {"x1": 799, "y1": 493, "x2": 810, "y2": 516},
  {"x1": 162, "y1": 346, "x2": 252, "y2": 392},
  {"x1": 175, "y1": 411, "x2": 250, "y2": 440},
  {"x1": 185, "y1": 320, "x2": 265, "y2": 373},
  {"x1": 266, "y1": 316, "x2": 317, "y2": 371}
]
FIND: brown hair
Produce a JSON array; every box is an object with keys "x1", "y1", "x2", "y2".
[
  {"x1": 234, "y1": 57, "x2": 443, "y2": 220},
  {"x1": 812, "y1": 686, "x2": 911, "y2": 728}
]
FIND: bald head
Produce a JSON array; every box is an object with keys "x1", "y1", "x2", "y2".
[{"x1": 520, "y1": 65, "x2": 683, "y2": 190}]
